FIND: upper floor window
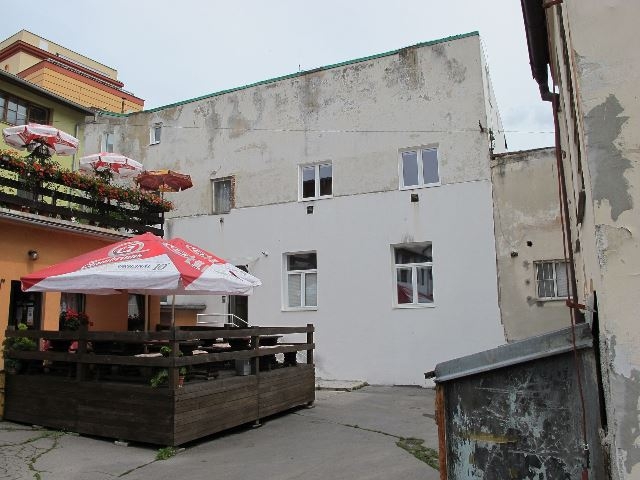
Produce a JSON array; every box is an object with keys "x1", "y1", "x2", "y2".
[
  {"x1": 300, "y1": 163, "x2": 332, "y2": 200},
  {"x1": 102, "y1": 132, "x2": 115, "y2": 153},
  {"x1": 399, "y1": 147, "x2": 439, "y2": 189},
  {"x1": 535, "y1": 261, "x2": 568, "y2": 299},
  {"x1": 212, "y1": 178, "x2": 232, "y2": 214},
  {"x1": 284, "y1": 252, "x2": 317, "y2": 309},
  {"x1": 150, "y1": 123, "x2": 162, "y2": 145},
  {"x1": 0, "y1": 91, "x2": 50, "y2": 126},
  {"x1": 393, "y1": 242, "x2": 434, "y2": 306}
]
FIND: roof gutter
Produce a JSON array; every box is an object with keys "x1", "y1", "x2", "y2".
[{"x1": 520, "y1": 0, "x2": 553, "y2": 102}]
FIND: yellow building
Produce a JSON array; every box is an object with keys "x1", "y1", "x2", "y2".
[{"x1": 0, "y1": 30, "x2": 143, "y2": 113}]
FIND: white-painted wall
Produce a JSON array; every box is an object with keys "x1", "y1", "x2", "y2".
[{"x1": 84, "y1": 32, "x2": 506, "y2": 385}]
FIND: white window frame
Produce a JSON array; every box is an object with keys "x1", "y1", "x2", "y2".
[
  {"x1": 535, "y1": 260, "x2": 569, "y2": 300},
  {"x1": 149, "y1": 123, "x2": 162, "y2": 145},
  {"x1": 299, "y1": 162, "x2": 332, "y2": 201},
  {"x1": 283, "y1": 251, "x2": 318, "y2": 311},
  {"x1": 212, "y1": 178, "x2": 232, "y2": 214},
  {"x1": 102, "y1": 132, "x2": 115, "y2": 153},
  {"x1": 393, "y1": 242, "x2": 435, "y2": 308},
  {"x1": 398, "y1": 146, "x2": 440, "y2": 190}
]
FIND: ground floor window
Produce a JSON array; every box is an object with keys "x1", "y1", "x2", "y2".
[
  {"x1": 393, "y1": 243, "x2": 433, "y2": 306},
  {"x1": 8, "y1": 280, "x2": 42, "y2": 329},
  {"x1": 285, "y1": 252, "x2": 317, "y2": 309}
]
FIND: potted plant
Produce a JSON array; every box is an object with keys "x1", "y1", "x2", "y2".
[
  {"x1": 2, "y1": 323, "x2": 37, "y2": 374},
  {"x1": 59, "y1": 309, "x2": 89, "y2": 331},
  {"x1": 150, "y1": 347, "x2": 187, "y2": 387}
]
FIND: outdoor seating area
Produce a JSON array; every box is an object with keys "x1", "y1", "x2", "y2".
[{"x1": 3, "y1": 324, "x2": 315, "y2": 446}]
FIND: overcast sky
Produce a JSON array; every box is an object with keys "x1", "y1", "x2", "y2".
[{"x1": 3, "y1": 0, "x2": 554, "y2": 151}]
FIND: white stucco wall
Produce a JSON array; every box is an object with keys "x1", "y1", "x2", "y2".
[
  {"x1": 83, "y1": 32, "x2": 506, "y2": 385},
  {"x1": 166, "y1": 180, "x2": 503, "y2": 385}
]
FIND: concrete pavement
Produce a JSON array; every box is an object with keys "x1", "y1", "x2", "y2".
[{"x1": 0, "y1": 386, "x2": 439, "y2": 480}]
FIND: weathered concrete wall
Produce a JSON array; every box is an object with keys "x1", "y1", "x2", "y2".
[
  {"x1": 84, "y1": 33, "x2": 507, "y2": 385},
  {"x1": 491, "y1": 148, "x2": 570, "y2": 341},
  {"x1": 544, "y1": 2, "x2": 640, "y2": 478}
]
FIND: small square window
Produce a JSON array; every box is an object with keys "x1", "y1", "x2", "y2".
[
  {"x1": 399, "y1": 147, "x2": 439, "y2": 189},
  {"x1": 300, "y1": 163, "x2": 332, "y2": 200},
  {"x1": 535, "y1": 261, "x2": 569, "y2": 299},
  {"x1": 103, "y1": 132, "x2": 115, "y2": 153},
  {"x1": 212, "y1": 178, "x2": 232, "y2": 214},
  {"x1": 150, "y1": 124, "x2": 162, "y2": 145},
  {"x1": 284, "y1": 252, "x2": 317, "y2": 309}
]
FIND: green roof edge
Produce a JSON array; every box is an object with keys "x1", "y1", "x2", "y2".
[{"x1": 99, "y1": 31, "x2": 479, "y2": 118}]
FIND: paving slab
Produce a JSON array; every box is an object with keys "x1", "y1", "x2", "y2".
[{"x1": 0, "y1": 385, "x2": 439, "y2": 480}]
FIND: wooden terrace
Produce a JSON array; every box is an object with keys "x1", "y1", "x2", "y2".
[{"x1": 3, "y1": 324, "x2": 315, "y2": 446}]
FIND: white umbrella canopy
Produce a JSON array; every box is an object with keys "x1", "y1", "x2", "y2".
[
  {"x1": 2, "y1": 123, "x2": 79, "y2": 156},
  {"x1": 21, "y1": 233, "x2": 261, "y2": 296},
  {"x1": 79, "y1": 152, "x2": 143, "y2": 178}
]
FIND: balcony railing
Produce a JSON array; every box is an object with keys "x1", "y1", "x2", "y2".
[{"x1": 0, "y1": 151, "x2": 169, "y2": 236}]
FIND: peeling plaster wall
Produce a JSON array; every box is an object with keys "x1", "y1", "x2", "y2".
[
  {"x1": 545, "y1": 2, "x2": 640, "y2": 478},
  {"x1": 491, "y1": 148, "x2": 570, "y2": 341},
  {"x1": 83, "y1": 34, "x2": 506, "y2": 385}
]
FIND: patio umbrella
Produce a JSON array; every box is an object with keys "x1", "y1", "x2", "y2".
[
  {"x1": 21, "y1": 232, "x2": 260, "y2": 296},
  {"x1": 135, "y1": 170, "x2": 193, "y2": 192},
  {"x1": 2, "y1": 123, "x2": 79, "y2": 156},
  {"x1": 79, "y1": 152, "x2": 143, "y2": 178},
  {"x1": 21, "y1": 233, "x2": 261, "y2": 326}
]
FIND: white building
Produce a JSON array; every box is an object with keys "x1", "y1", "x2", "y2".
[{"x1": 84, "y1": 32, "x2": 507, "y2": 385}]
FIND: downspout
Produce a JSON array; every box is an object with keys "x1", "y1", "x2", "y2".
[{"x1": 550, "y1": 94, "x2": 582, "y2": 321}]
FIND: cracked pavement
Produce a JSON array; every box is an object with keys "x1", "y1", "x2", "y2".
[{"x1": 0, "y1": 386, "x2": 439, "y2": 480}]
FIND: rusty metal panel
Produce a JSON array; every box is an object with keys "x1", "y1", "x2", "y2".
[{"x1": 435, "y1": 326, "x2": 605, "y2": 479}]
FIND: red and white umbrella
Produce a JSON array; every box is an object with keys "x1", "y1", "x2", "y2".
[
  {"x1": 2, "y1": 123, "x2": 79, "y2": 156},
  {"x1": 21, "y1": 232, "x2": 261, "y2": 296},
  {"x1": 79, "y1": 152, "x2": 143, "y2": 178}
]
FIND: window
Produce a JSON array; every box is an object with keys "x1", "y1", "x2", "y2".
[
  {"x1": 535, "y1": 261, "x2": 569, "y2": 299},
  {"x1": 300, "y1": 163, "x2": 332, "y2": 200},
  {"x1": 0, "y1": 90, "x2": 50, "y2": 126},
  {"x1": 212, "y1": 178, "x2": 232, "y2": 214},
  {"x1": 285, "y1": 252, "x2": 317, "y2": 309},
  {"x1": 102, "y1": 132, "x2": 115, "y2": 153},
  {"x1": 399, "y1": 147, "x2": 439, "y2": 189},
  {"x1": 150, "y1": 123, "x2": 162, "y2": 145},
  {"x1": 394, "y1": 243, "x2": 433, "y2": 306}
]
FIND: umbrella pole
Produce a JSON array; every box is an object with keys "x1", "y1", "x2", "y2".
[{"x1": 171, "y1": 294, "x2": 176, "y2": 328}]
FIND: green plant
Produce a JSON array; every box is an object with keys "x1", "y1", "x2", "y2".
[
  {"x1": 150, "y1": 369, "x2": 169, "y2": 388},
  {"x1": 156, "y1": 446, "x2": 178, "y2": 460},
  {"x1": 396, "y1": 437, "x2": 439, "y2": 470},
  {"x1": 3, "y1": 323, "x2": 37, "y2": 374}
]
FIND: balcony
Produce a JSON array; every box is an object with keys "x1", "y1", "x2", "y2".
[{"x1": 0, "y1": 150, "x2": 170, "y2": 236}]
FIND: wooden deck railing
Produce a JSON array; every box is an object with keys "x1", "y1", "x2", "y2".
[{"x1": 3, "y1": 325, "x2": 315, "y2": 390}]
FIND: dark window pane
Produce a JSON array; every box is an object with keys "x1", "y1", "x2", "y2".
[
  {"x1": 28, "y1": 105, "x2": 48, "y2": 124},
  {"x1": 402, "y1": 151, "x2": 419, "y2": 187},
  {"x1": 302, "y1": 166, "x2": 315, "y2": 198},
  {"x1": 319, "y1": 164, "x2": 332, "y2": 196},
  {"x1": 422, "y1": 149, "x2": 439, "y2": 184},
  {"x1": 0, "y1": 93, "x2": 5, "y2": 121},
  {"x1": 397, "y1": 267, "x2": 413, "y2": 304},
  {"x1": 395, "y1": 244, "x2": 432, "y2": 264},
  {"x1": 288, "y1": 252, "x2": 317, "y2": 271},
  {"x1": 417, "y1": 266, "x2": 434, "y2": 303}
]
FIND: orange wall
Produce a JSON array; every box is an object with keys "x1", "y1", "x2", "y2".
[
  {"x1": 23, "y1": 68, "x2": 142, "y2": 113},
  {"x1": 0, "y1": 218, "x2": 160, "y2": 346}
]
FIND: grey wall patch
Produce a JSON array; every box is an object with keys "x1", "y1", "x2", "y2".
[
  {"x1": 615, "y1": 369, "x2": 640, "y2": 474},
  {"x1": 584, "y1": 95, "x2": 632, "y2": 221}
]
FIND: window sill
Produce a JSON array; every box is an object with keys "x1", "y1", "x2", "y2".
[
  {"x1": 400, "y1": 182, "x2": 441, "y2": 191},
  {"x1": 394, "y1": 303, "x2": 436, "y2": 309},
  {"x1": 282, "y1": 307, "x2": 318, "y2": 312},
  {"x1": 298, "y1": 195, "x2": 332, "y2": 202},
  {"x1": 535, "y1": 297, "x2": 568, "y2": 303},
  {"x1": 149, "y1": 141, "x2": 160, "y2": 146}
]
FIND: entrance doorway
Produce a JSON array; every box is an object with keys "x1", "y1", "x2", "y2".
[
  {"x1": 228, "y1": 265, "x2": 249, "y2": 326},
  {"x1": 8, "y1": 280, "x2": 42, "y2": 329}
]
